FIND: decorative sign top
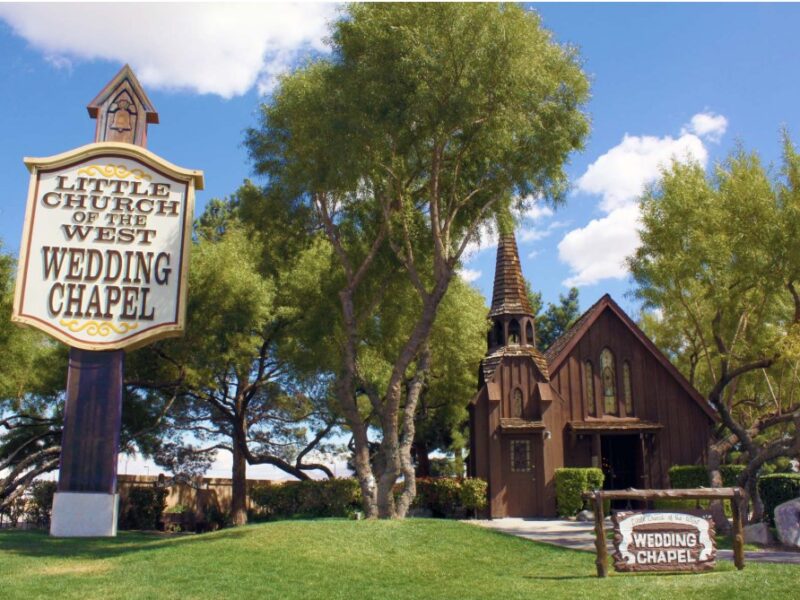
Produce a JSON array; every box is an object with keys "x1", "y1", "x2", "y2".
[
  {"x1": 612, "y1": 511, "x2": 716, "y2": 573},
  {"x1": 12, "y1": 142, "x2": 204, "y2": 351}
]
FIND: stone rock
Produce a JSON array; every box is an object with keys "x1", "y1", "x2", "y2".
[
  {"x1": 775, "y1": 498, "x2": 800, "y2": 548},
  {"x1": 743, "y1": 522, "x2": 774, "y2": 545},
  {"x1": 576, "y1": 509, "x2": 594, "y2": 522}
]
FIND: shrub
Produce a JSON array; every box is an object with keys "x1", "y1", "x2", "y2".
[
  {"x1": 758, "y1": 473, "x2": 800, "y2": 526},
  {"x1": 250, "y1": 478, "x2": 361, "y2": 519},
  {"x1": 668, "y1": 465, "x2": 709, "y2": 489},
  {"x1": 414, "y1": 478, "x2": 461, "y2": 517},
  {"x1": 27, "y1": 481, "x2": 56, "y2": 528},
  {"x1": 554, "y1": 468, "x2": 604, "y2": 518},
  {"x1": 119, "y1": 486, "x2": 167, "y2": 530},
  {"x1": 459, "y1": 478, "x2": 488, "y2": 514},
  {"x1": 720, "y1": 465, "x2": 746, "y2": 487}
]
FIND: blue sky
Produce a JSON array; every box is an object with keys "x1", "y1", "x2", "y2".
[
  {"x1": 2, "y1": 3, "x2": 799, "y2": 477},
  {"x1": 2, "y1": 3, "x2": 799, "y2": 316}
]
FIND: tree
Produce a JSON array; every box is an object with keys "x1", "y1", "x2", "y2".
[
  {"x1": 526, "y1": 284, "x2": 581, "y2": 351},
  {"x1": 629, "y1": 138, "x2": 800, "y2": 522},
  {"x1": 246, "y1": 3, "x2": 589, "y2": 517},
  {"x1": 127, "y1": 196, "x2": 338, "y2": 526}
]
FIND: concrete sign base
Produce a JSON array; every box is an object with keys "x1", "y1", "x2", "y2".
[{"x1": 50, "y1": 492, "x2": 119, "y2": 537}]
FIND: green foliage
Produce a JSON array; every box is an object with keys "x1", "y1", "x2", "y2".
[
  {"x1": 554, "y1": 468, "x2": 604, "y2": 517},
  {"x1": 413, "y1": 478, "x2": 462, "y2": 517},
  {"x1": 757, "y1": 473, "x2": 800, "y2": 526},
  {"x1": 164, "y1": 504, "x2": 189, "y2": 515},
  {"x1": 668, "y1": 465, "x2": 709, "y2": 489},
  {"x1": 119, "y1": 487, "x2": 167, "y2": 531},
  {"x1": 536, "y1": 288, "x2": 581, "y2": 351},
  {"x1": 250, "y1": 479, "x2": 362, "y2": 519},
  {"x1": 720, "y1": 464, "x2": 747, "y2": 487},
  {"x1": 26, "y1": 481, "x2": 56, "y2": 527},
  {"x1": 458, "y1": 478, "x2": 488, "y2": 513}
]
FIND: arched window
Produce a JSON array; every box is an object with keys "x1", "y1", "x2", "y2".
[
  {"x1": 623, "y1": 361, "x2": 633, "y2": 415},
  {"x1": 493, "y1": 322, "x2": 503, "y2": 347},
  {"x1": 512, "y1": 388, "x2": 523, "y2": 418},
  {"x1": 525, "y1": 321, "x2": 535, "y2": 345},
  {"x1": 508, "y1": 319, "x2": 521, "y2": 345},
  {"x1": 584, "y1": 360, "x2": 595, "y2": 417},
  {"x1": 600, "y1": 348, "x2": 617, "y2": 415}
]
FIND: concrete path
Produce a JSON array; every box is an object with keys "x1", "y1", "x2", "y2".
[{"x1": 467, "y1": 518, "x2": 800, "y2": 565}]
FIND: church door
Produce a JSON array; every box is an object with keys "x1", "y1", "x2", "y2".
[{"x1": 501, "y1": 435, "x2": 544, "y2": 516}]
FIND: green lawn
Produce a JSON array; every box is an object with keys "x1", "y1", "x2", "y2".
[{"x1": 0, "y1": 519, "x2": 796, "y2": 600}]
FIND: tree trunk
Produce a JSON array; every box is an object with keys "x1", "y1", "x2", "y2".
[
  {"x1": 414, "y1": 441, "x2": 431, "y2": 478},
  {"x1": 231, "y1": 427, "x2": 248, "y2": 526},
  {"x1": 707, "y1": 440, "x2": 732, "y2": 534}
]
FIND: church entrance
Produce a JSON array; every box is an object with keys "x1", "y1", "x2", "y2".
[
  {"x1": 601, "y1": 435, "x2": 641, "y2": 509},
  {"x1": 501, "y1": 435, "x2": 544, "y2": 516}
]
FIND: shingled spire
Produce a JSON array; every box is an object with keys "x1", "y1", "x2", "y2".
[
  {"x1": 490, "y1": 233, "x2": 534, "y2": 317},
  {"x1": 487, "y1": 232, "x2": 536, "y2": 352}
]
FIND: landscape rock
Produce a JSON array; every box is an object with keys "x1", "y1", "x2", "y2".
[
  {"x1": 743, "y1": 522, "x2": 774, "y2": 545},
  {"x1": 576, "y1": 510, "x2": 594, "y2": 522},
  {"x1": 774, "y1": 498, "x2": 800, "y2": 548}
]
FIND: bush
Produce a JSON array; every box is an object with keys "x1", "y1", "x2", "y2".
[
  {"x1": 119, "y1": 486, "x2": 167, "y2": 530},
  {"x1": 758, "y1": 473, "x2": 800, "y2": 526},
  {"x1": 668, "y1": 465, "x2": 709, "y2": 489},
  {"x1": 459, "y1": 478, "x2": 488, "y2": 513},
  {"x1": 414, "y1": 478, "x2": 461, "y2": 517},
  {"x1": 720, "y1": 465, "x2": 746, "y2": 487},
  {"x1": 554, "y1": 468, "x2": 604, "y2": 518},
  {"x1": 27, "y1": 481, "x2": 56, "y2": 528},
  {"x1": 250, "y1": 478, "x2": 361, "y2": 519}
]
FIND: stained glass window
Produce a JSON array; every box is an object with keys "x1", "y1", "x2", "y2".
[
  {"x1": 623, "y1": 361, "x2": 633, "y2": 415},
  {"x1": 512, "y1": 388, "x2": 523, "y2": 418},
  {"x1": 584, "y1": 361, "x2": 595, "y2": 416},
  {"x1": 601, "y1": 348, "x2": 617, "y2": 415},
  {"x1": 511, "y1": 440, "x2": 531, "y2": 472}
]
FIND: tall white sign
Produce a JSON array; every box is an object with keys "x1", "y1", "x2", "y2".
[{"x1": 13, "y1": 142, "x2": 204, "y2": 350}]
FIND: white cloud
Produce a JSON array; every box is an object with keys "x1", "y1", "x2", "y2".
[
  {"x1": 576, "y1": 132, "x2": 708, "y2": 212},
  {"x1": 459, "y1": 268, "x2": 482, "y2": 283},
  {"x1": 558, "y1": 204, "x2": 640, "y2": 287},
  {"x1": 683, "y1": 111, "x2": 728, "y2": 143},
  {"x1": 561, "y1": 112, "x2": 728, "y2": 287},
  {"x1": 0, "y1": 3, "x2": 337, "y2": 98}
]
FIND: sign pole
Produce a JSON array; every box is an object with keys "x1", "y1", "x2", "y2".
[{"x1": 49, "y1": 66, "x2": 157, "y2": 537}]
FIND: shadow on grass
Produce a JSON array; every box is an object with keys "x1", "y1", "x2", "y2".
[{"x1": 0, "y1": 526, "x2": 251, "y2": 560}]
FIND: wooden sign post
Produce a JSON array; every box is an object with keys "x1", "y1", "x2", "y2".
[
  {"x1": 583, "y1": 487, "x2": 746, "y2": 577},
  {"x1": 12, "y1": 66, "x2": 203, "y2": 537}
]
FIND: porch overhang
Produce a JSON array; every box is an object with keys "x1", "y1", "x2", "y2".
[
  {"x1": 567, "y1": 419, "x2": 662, "y2": 436},
  {"x1": 500, "y1": 418, "x2": 547, "y2": 434}
]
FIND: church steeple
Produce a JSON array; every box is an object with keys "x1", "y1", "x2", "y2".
[{"x1": 487, "y1": 233, "x2": 536, "y2": 352}]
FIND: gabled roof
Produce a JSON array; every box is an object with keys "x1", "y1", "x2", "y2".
[
  {"x1": 544, "y1": 294, "x2": 717, "y2": 422},
  {"x1": 482, "y1": 346, "x2": 550, "y2": 384},
  {"x1": 489, "y1": 234, "x2": 533, "y2": 318},
  {"x1": 87, "y1": 64, "x2": 159, "y2": 124}
]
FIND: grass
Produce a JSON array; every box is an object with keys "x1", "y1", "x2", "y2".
[{"x1": 0, "y1": 519, "x2": 797, "y2": 600}]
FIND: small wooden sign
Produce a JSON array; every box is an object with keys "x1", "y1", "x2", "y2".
[
  {"x1": 12, "y1": 141, "x2": 204, "y2": 351},
  {"x1": 612, "y1": 511, "x2": 716, "y2": 572}
]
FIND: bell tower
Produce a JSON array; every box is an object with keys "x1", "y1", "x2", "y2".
[{"x1": 487, "y1": 232, "x2": 536, "y2": 353}]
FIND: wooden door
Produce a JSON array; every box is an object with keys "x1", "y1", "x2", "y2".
[{"x1": 501, "y1": 435, "x2": 543, "y2": 516}]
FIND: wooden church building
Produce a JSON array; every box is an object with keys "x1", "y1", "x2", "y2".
[{"x1": 467, "y1": 233, "x2": 717, "y2": 518}]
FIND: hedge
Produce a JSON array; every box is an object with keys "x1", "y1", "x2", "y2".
[
  {"x1": 119, "y1": 486, "x2": 167, "y2": 530},
  {"x1": 668, "y1": 465, "x2": 708, "y2": 489},
  {"x1": 250, "y1": 478, "x2": 361, "y2": 519},
  {"x1": 554, "y1": 468, "x2": 604, "y2": 518},
  {"x1": 757, "y1": 473, "x2": 800, "y2": 526},
  {"x1": 250, "y1": 477, "x2": 489, "y2": 520},
  {"x1": 412, "y1": 478, "x2": 488, "y2": 517}
]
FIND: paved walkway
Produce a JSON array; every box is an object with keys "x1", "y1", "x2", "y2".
[{"x1": 467, "y1": 518, "x2": 800, "y2": 565}]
